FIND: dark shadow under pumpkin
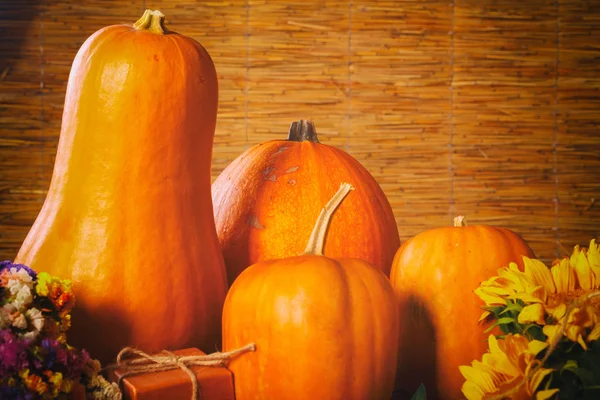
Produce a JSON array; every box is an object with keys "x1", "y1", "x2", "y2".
[
  {"x1": 69, "y1": 301, "x2": 132, "y2": 366},
  {"x1": 392, "y1": 293, "x2": 440, "y2": 400}
]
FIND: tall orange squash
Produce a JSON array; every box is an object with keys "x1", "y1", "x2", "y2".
[
  {"x1": 212, "y1": 119, "x2": 400, "y2": 285},
  {"x1": 390, "y1": 216, "x2": 535, "y2": 400},
  {"x1": 15, "y1": 10, "x2": 227, "y2": 363}
]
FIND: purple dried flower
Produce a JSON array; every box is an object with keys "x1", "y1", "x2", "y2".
[
  {"x1": 31, "y1": 356, "x2": 42, "y2": 370},
  {"x1": 40, "y1": 338, "x2": 58, "y2": 370},
  {"x1": 0, "y1": 329, "x2": 31, "y2": 377},
  {"x1": 0, "y1": 385, "x2": 28, "y2": 400},
  {"x1": 0, "y1": 261, "x2": 37, "y2": 281},
  {"x1": 66, "y1": 348, "x2": 90, "y2": 378},
  {"x1": 38, "y1": 337, "x2": 89, "y2": 378},
  {"x1": 0, "y1": 263, "x2": 105, "y2": 398}
]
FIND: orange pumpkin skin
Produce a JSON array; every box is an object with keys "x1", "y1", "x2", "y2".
[
  {"x1": 223, "y1": 254, "x2": 399, "y2": 400},
  {"x1": 390, "y1": 218, "x2": 535, "y2": 400},
  {"x1": 212, "y1": 120, "x2": 400, "y2": 285},
  {"x1": 15, "y1": 10, "x2": 227, "y2": 363}
]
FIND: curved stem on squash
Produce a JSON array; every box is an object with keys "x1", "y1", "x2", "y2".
[
  {"x1": 454, "y1": 215, "x2": 467, "y2": 227},
  {"x1": 134, "y1": 9, "x2": 168, "y2": 35},
  {"x1": 288, "y1": 119, "x2": 320, "y2": 143},
  {"x1": 303, "y1": 182, "x2": 354, "y2": 256}
]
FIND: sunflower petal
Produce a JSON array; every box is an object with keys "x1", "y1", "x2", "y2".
[
  {"x1": 480, "y1": 275, "x2": 504, "y2": 287},
  {"x1": 490, "y1": 335, "x2": 523, "y2": 377},
  {"x1": 460, "y1": 365, "x2": 497, "y2": 394},
  {"x1": 462, "y1": 380, "x2": 486, "y2": 400},
  {"x1": 507, "y1": 291, "x2": 544, "y2": 304},
  {"x1": 536, "y1": 389, "x2": 560, "y2": 400},
  {"x1": 570, "y1": 245, "x2": 581, "y2": 267},
  {"x1": 574, "y1": 248, "x2": 593, "y2": 290},
  {"x1": 577, "y1": 334, "x2": 588, "y2": 351},
  {"x1": 479, "y1": 285, "x2": 514, "y2": 296},
  {"x1": 518, "y1": 303, "x2": 546, "y2": 325},
  {"x1": 547, "y1": 303, "x2": 567, "y2": 321},
  {"x1": 524, "y1": 258, "x2": 556, "y2": 294},
  {"x1": 551, "y1": 259, "x2": 575, "y2": 293},
  {"x1": 494, "y1": 376, "x2": 528, "y2": 400},
  {"x1": 527, "y1": 339, "x2": 549, "y2": 357},
  {"x1": 587, "y1": 239, "x2": 600, "y2": 289},
  {"x1": 530, "y1": 367, "x2": 554, "y2": 393},
  {"x1": 588, "y1": 239, "x2": 600, "y2": 264},
  {"x1": 562, "y1": 324, "x2": 588, "y2": 350},
  {"x1": 587, "y1": 323, "x2": 600, "y2": 342},
  {"x1": 487, "y1": 333, "x2": 501, "y2": 353},
  {"x1": 568, "y1": 305, "x2": 595, "y2": 329},
  {"x1": 498, "y1": 263, "x2": 533, "y2": 292},
  {"x1": 475, "y1": 287, "x2": 507, "y2": 306},
  {"x1": 542, "y1": 324, "x2": 562, "y2": 344},
  {"x1": 478, "y1": 310, "x2": 491, "y2": 323}
]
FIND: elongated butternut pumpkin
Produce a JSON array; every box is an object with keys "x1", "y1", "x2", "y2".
[{"x1": 15, "y1": 10, "x2": 227, "y2": 363}]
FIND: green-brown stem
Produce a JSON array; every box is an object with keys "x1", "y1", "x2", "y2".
[
  {"x1": 303, "y1": 182, "x2": 354, "y2": 256},
  {"x1": 134, "y1": 9, "x2": 168, "y2": 35},
  {"x1": 288, "y1": 119, "x2": 320, "y2": 143},
  {"x1": 454, "y1": 215, "x2": 467, "y2": 227}
]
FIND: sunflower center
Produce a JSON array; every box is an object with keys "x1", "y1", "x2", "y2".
[
  {"x1": 547, "y1": 289, "x2": 600, "y2": 312},
  {"x1": 547, "y1": 289, "x2": 599, "y2": 308}
]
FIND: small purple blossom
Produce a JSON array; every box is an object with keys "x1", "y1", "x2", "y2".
[
  {"x1": 0, "y1": 384, "x2": 31, "y2": 400},
  {"x1": 39, "y1": 337, "x2": 90, "y2": 379},
  {"x1": 67, "y1": 348, "x2": 91, "y2": 378},
  {"x1": 0, "y1": 329, "x2": 31, "y2": 376},
  {"x1": 0, "y1": 261, "x2": 37, "y2": 281},
  {"x1": 40, "y1": 338, "x2": 59, "y2": 370}
]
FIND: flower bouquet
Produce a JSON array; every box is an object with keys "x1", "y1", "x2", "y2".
[
  {"x1": 0, "y1": 261, "x2": 121, "y2": 399},
  {"x1": 461, "y1": 240, "x2": 600, "y2": 399}
]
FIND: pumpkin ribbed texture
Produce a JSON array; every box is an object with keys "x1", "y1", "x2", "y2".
[
  {"x1": 390, "y1": 217, "x2": 535, "y2": 400},
  {"x1": 222, "y1": 183, "x2": 400, "y2": 400},
  {"x1": 212, "y1": 120, "x2": 400, "y2": 285}
]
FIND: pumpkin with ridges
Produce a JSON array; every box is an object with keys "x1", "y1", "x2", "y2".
[
  {"x1": 222, "y1": 182, "x2": 400, "y2": 400},
  {"x1": 390, "y1": 215, "x2": 535, "y2": 400},
  {"x1": 15, "y1": 9, "x2": 227, "y2": 364},
  {"x1": 212, "y1": 119, "x2": 400, "y2": 285}
]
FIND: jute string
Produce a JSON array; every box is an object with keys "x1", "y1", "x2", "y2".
[{"x1": 109, "y1": 343, "x2": 256, "y2": 400}]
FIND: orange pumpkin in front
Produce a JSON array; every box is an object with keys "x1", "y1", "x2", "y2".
[{"x1": 223, "y1": 183, "x2": 400, "y2": 400}]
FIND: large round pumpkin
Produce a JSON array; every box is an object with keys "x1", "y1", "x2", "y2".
[
  {"x1": 222, "y1": 183, "x2": 399, "y2": 400},
  {"x1": 390, "y1": 216, "x2": 535, "y2": 399},
  {"x1": 15, "y1": 10, "x2": 227, "y2": 363},
  {"x1": 212, "y1": 119, "x2": 400, "y2": 285}
]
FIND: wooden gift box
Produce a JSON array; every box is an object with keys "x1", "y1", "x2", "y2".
[{"x1": 107, "y1": 348, "x2": 235, "y2": 400}]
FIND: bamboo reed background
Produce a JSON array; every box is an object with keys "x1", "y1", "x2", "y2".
[{"x1": 1, "y1": 0, "x2": 599, "y2": 263}]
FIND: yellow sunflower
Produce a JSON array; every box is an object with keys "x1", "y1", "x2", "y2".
[
  {"x1": 475, "y1": 239, "x2": 600, "y2": 348},
  {"x1": 459, "y1": 334, "x2": 558, "y2": 400}
]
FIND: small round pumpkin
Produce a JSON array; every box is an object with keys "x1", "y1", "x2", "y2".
[
  {"x1": 212, "y1": 120, "x2": 400, "y2": 285},
  {"x1": 222, "y1": 183, "x2": 399, "y2": 400},
  {"x1": 390, "y1": 216, "x2": 535, "y2": 400},
  {"x1": 15, "y1": 10, "x2": 227, "y2": 363}
]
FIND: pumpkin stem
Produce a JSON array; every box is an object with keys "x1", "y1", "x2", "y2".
[
  {"x1": 303, "y1": 182, "x2": 354, "y2": 256},
  {"x1": 454, "y1": 215, "x2": 467, "y2": 227},
  {"x1": 288, "y1": 120, "x2": 320, "y2": 143},
  {"x1": 134, "y1": 9, "x2": 168, "y2": 35}
]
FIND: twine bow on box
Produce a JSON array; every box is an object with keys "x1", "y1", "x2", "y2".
[{"x1": 112, "y1": 343, "x2": 256, "y2": 400}]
